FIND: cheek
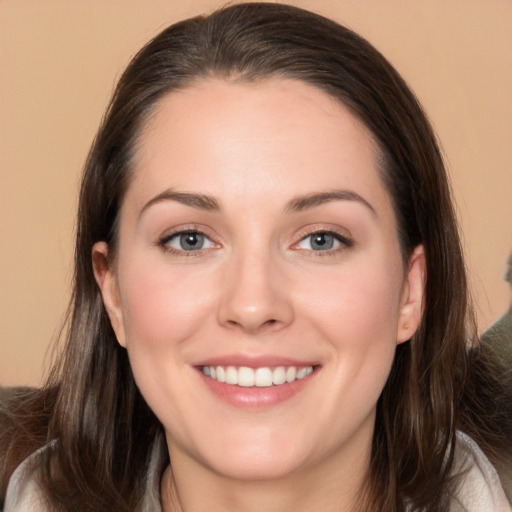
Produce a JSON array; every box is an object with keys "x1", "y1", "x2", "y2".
[
  {"x1": 295, "y1": 254, "x2": 404, "y2": 406},
  {"x1": 119, "y1": 261, "x2": 216, "y2": 352},
  {"x1": 282, "y1": 256, "x2": 405, "y2": 448},
  {"x1": 116, "y1": 260, "x2": 218, "y2": 429},
  {"x1": 297, "y1": 257, "x2": 404, "y2": 348}
]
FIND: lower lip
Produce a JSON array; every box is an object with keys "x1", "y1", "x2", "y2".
[{"x1": 198, "y1": 369, "x2": 318, "y2": 409}]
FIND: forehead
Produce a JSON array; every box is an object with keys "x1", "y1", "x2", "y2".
[{"x1": 126, "y1": 78, "x2": 391, "y2": 216}]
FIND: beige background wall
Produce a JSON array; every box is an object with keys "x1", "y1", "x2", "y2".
[{"x1": 1, "y1": 0, "x2": 511, "y2": 387}]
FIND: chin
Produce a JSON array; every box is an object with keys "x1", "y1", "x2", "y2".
[
  {"x1": 205, "y1": 452, "x2": 307, "y2": 482},
  {"x1": 195, "y1": 431, "x2": 318, "y2": 481}
]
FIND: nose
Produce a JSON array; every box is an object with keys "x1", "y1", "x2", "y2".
[{"x1": 217, "y1": 250, "x2": 294, "y2": 335}]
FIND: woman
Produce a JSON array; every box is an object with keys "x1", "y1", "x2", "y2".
[{"x1": 1, "y1": 3, "x2": 511, "y2": 511}]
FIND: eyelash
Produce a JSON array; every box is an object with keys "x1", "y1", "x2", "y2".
[
  {"x1": 293, "y1": 229, "x2": 354, "y2": 257},
  {"x1": 157, "y1": 228, "x2": 353, "y2": 257},
  {"x1": 157, "y1": 227, "x2": 218, "y2": 257}
]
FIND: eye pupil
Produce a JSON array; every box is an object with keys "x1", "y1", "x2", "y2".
[
  {"x1": 180, "y1": 232, "x2": 204, "y2": 250},
  {"x1": 311, "y1": 233, "x2": 334, "y2": 250}
]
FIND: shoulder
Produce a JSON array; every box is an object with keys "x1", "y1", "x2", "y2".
[
  {"x1": 3, "y1": 435, "x2": 167, "y2": 512},
  {"x1": 4, "y1": 442, "x2": 53, "y2": 512},
  {"x1": 451, "y1": 431, "x2": 512, "y2": 512}
]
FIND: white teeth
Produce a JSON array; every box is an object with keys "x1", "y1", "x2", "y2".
[
  {"x1": 202, "y1": 364, "x2": 314, "y2": 387},
  {"x1": 255, "y1": 367, "x2": 273, "y2": 387},
  {"x1": 272, "y1": 366, "x2": 286, "y2": 385},
  {"x1": 238, "y1": 367, "x2": 255, "y2": 387},
  {"x1": 216, "y1": 366, "x2": 225, "y2": 383},
  {"x1": 296, "y1": 367, "x2": 307, "y2": 379},
  {"x1": 225, "y1": 366, "x2": 238, "y2": 385},
  {"x1": 286, "y1": 366, "x2": 297, "y2": 382}
]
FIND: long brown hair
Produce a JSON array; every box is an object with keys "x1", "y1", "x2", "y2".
[{"x1": 2, "y1": 3, "x2": 511, "y2": 511}]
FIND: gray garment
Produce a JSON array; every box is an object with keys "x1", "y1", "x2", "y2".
[
  {"x1": 4, "y1": 432, "x2": 511, "y2": 511},
  {"x1": 481, "y1": 306, "x2": 512, "y2": 370},
  {"x1": 4, "y1": 435, "x2": 166, "y2": 512}
]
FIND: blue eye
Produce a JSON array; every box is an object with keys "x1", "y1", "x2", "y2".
[
  {"x1": 161, "y1": 231, "x2": 215, "y2": 252},
  {"x1": 296, "y1": 231, "x2": 349, "y2": 252},
  {"x1": 310, "y1": 233, "x2": 336, "y2": 250}
]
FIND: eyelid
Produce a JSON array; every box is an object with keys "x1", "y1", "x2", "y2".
[
  {"x1": 157, "y1": 225, "x2": 221, "y2": 254},
  {"x1": 291, "y1": 226, "x2": 354, "y2": 254}
]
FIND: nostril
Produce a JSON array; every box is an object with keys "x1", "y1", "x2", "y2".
[
  {"x1": 223, "y1": 317, "x2": 280, "y2": 333},
  {"x1": 260, "y1": 319, "x2": 280, "y2": 332}
]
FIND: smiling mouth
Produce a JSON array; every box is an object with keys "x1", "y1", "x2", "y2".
[{"x1": 201, "y1": 365, "x2": 315, "y2": 387}]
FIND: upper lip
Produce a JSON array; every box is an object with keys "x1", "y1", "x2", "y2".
[{"x1": 194, "y1": 354, "x2": 320, "y2": 368}]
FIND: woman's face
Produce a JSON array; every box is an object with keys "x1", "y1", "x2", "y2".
[{"x1": 94, "y1": 78, "x2": 424, "y2": 482}]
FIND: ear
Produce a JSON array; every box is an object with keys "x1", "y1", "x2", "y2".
[
  {"x1": 397, "y1": 245, "x2": 426, "y2": 344},
  {"x1": 92, "y1": 242, "x2": 126, "y2": 347}
]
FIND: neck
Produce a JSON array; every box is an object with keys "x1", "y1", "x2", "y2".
[{"x1": 161, "y1": 435, "x2": 372, "y2": 512}]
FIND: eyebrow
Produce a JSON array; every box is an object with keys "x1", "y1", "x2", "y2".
[
  {"x1": 285, "y1": 190, "x2": 377, "y2": 215},
  {"x1": 139, "y1": 188, "x2": 376, "y2": 217},
  {"x1": 139, "y1": 189, "x2": 220, "y2": 217}
]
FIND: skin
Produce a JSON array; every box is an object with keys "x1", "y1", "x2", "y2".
[{"x1": 93, "y1": 78, "x2": 425, "y2": 512}]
